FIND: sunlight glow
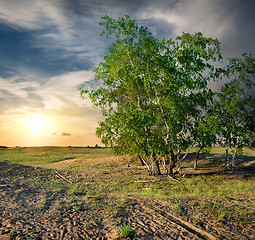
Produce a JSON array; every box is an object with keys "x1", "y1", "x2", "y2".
[{"x1": 28, "y1": 116, "x2": 47, "y2": 135}]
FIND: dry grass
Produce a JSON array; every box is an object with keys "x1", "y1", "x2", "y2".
[{"x1": 0, "y1": 146, "x2": 254, "y2": 239}]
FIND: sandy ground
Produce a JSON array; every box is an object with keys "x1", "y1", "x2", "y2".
[{"x1": 0, "y1": 153, "x2": 254, "y2": 239}]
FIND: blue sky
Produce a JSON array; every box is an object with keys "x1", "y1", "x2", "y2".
[{"x1": 0, "y1": 0, "x2": 254, "y2": 146}]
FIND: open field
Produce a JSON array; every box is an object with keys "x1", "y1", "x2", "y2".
[{"x1": 0, "y1": 146, "x2": 255, "y2": 239}]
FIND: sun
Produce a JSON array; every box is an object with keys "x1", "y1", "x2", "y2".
[{"x1": 29, "y1": 115, "x2": 47, "y2": 135}]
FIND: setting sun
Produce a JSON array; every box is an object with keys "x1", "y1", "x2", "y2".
[{"x1": 28, "y1": 116, "x2": 48, "y2": 135}]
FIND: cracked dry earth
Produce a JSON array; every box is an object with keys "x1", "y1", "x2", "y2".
[{"x1": 0, "y1": 161, "x2": 214, "y2": 240}]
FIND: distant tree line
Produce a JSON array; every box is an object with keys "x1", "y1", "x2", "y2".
[{"x1": 80, "y1": 15, "x2": 255, "y2": 176}]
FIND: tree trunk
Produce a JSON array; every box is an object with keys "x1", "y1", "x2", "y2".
[
  {"x1": 138, "y1": 155, "x2": 152, "y2": 175},
  {"x1": 168, "y1": 149, "x2": 176, "y2": 175},
  {"x1": 177, "y1": 141, "x2": 195, "y2": 172},
  {"x1": 226, "y1": 145, "x2": 230, "y2": 168},
  {"x1": 154, "y1": 157, "x2": 161, "y2": 175},
  {"x1": 194, "y1": 154, "x2": 198, "y2": 170},
  {"x1": 176, "y1": 148, "x2": 181, "y2": 173},
  {"x1": 150, "y1": 154, "x2": 155, "y2": 175},
  {"x1": 123, "y1": 155, "x2": 132, "y2": 174},
  {"x1": 150, "y1": 153, "x2": 161, "y2": 176},
  {"x1": 162, "y1": 157, "x2": 168, "y2": 174},
  {"x1": 194, "y1": 146, "x2": 203, "y2": 170},
  {"x1": 229, "y1": 147, "x2": 236, "y2": 170},
  {"x1": 138, "y1": 155, "x2": 145, "y2": 166},
  {"x1": 143, "y1": 157, "x2": 152, "y2": 175}
]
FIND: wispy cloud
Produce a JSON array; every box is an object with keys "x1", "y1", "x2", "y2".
[
  {"x1": 139, "y1": 0, "x2": 255, "y2": 56},
  {"x1": 1, "y1": 0, "x2": 254, "y2": 62},
  {"x1": 36, "y1": 70, "x2": 96, "y2": 110},
  {"x1": 0, "y1": 69, "x2": 102, "y2": 119},
  {"x1": 0, "y1": 70, "x2": 102, "y2": 144},
  {"x1": 49, "y1": 132, "x2": 72, "y2": 137},
  {"x1": 0, "y1": 0, "x2": 73, "y2": 32},
  {"x1": 0, "y1": 70, "x2": 95, "y2": 112},
  {"x1": 0, "y1": 76, "x2": 39, "y2": 98},
  {"x1": 61, "y1": 132, "x2": 71, "y2": 137},
  {"x1": 140, "y1": 0, "x2": 230, "y2": 37},
  {"x1": 0, "y1": 0, "x2": 105, "y2": 64},
  {"x1": 0, "y1": 0, "x2": 254, "y2": 147},
  {"x1": 0, "y1": 75, "x2": 43, "y2": 114},
  {"x1": 49, "y1": 132, "x2": 57, "y2": 136}
]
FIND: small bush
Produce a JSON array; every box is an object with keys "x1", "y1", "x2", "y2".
[
  {"x1": 174, "y1": 203, "x2": 188, "y2": 216},
  {"x1": 118, "y1": 223, "x2": 132, "y2": 238}
]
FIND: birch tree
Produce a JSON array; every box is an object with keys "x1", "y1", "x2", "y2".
[
  {"x1": 214, "y1": 54, "x2": 255, "y2": 169},
  {"x1": 81, "y1": 15, "x2": 224, "y2": 175}
]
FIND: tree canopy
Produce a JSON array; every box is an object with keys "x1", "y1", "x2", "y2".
[{"x1": 80, "y1": 15, "x2": 255, "y2": 175}]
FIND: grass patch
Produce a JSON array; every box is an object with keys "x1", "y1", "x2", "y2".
[
  {"x1": 1, "y1": 146, "x2": 254, "y2": 239},
  {"x1": 0, "y1": 146, "x2": 114, "y2": 166},
  {"x1": 190, "y1": 146, "x2": 255, "y2": 156},
  {"x1": 118, "y1": 223, "x2": 132, "y2": 238},
  {"x1": 29, "y1": 178, "x2": 68, "y2": 191},
  {"x1": 68, "y1": 183, "x2": 87, "y2": 195}
]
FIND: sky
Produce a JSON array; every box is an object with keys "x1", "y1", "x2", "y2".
[{"x1": 0, "y1": 0, "x2": 254, "y2": 147}]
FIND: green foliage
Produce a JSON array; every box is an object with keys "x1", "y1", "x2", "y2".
[
  {"x1": 211, "y1": 53, "x2": 255, "y2": 169},
  {"x1": 118, "y1": 223, "x2": 132, "y2": 238},
  {"x1": 80, "y1": 15, "x2": 255, "y2": 175},
  {"x1": 80, "y1": 15, "x2": 230, "y2": 174}
]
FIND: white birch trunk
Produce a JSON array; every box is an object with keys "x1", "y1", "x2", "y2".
[
  {"x1": 162, "y1": 156, "x2": 168, "y2": 175},
  {"x1": 226, "y1": 145, "x2": 230, "y2": 168},
  {"x1": 177, "y1": 141, "x2": 195, "y2": 172},
  {"x1": 150, "y1": 154, "x2": 155, "y2": 175},
  {"x1": 229, "y1": 146, "x2": 236, "y2": 169},
  {"x1": 140, "y1": 155, "x2": 152, "y2": 175}
]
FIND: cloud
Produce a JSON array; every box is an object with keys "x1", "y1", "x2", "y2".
[
  {"x1": 0, "y1": 0, "x2": 73, "y2": 32},
  {"x1": 29, "y1": 19, "x2": 104, "y2": 64},
  {"x1": 1, "y1": 68, "x2": 100, "y2": 103},
  {"x1": 0, "y1": 69, "x2": 102, "y2": 138},
  {"x1": 0, "y1": 75, "x2": 43, "y2": 114},
  {"x1": 61, "y1": 132, "x2": 71, "y2": 137},
  {"x1": 35, "y1": 70, "x2": 97, "y2": 110},
  {"x1": 0, "y1": 76, "x2": 39, "y2": 98},
  {"x1": 1, "y1": 0, "x2": 254, "y2": 64},
  {"x1": 0, "y1": 69, "x2": 96, "y2": 111},
  {"x1": 0, "y1": 0, "x2": 105, "y2": 64},
  {"x1": 49, "y1": 131, "x2": 71, "y2": 137},
  {"x1": 139, "y1": 0, "x2": 226, "y2": 37},
  {"x1": 0, "y1": 0, "x2": 254, "y2": 147},
  {"x1": 139, "y1": 0, "x2": 255, "y2": 56}
]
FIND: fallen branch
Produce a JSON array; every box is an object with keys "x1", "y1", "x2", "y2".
[
  {"x1": 54, "y1": 170, "x2": 71, "y2": 183},
  {"x1": 167, "y1": 175, "x2": 180, "y2": 183},
  {"x1": 148, "y1": 203, "x2": 217, "y2": 240},
  {"x1": 134, "y1": 180, "x2": 156, "y2": 183}
]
